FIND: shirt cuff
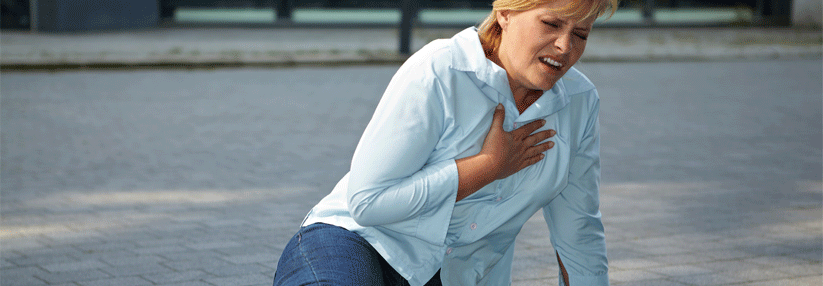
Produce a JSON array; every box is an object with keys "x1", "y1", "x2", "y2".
[{"x1": 415, "y1": 159, "x2": 459, "y2": 245}]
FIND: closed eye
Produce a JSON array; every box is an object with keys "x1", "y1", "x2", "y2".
[{"x1": 542, "y1": 21, "x2": 561, "y2": 28}]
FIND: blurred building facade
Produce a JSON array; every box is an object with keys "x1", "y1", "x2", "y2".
[{"x1": 1, "y1": 0, "x2": 819, "y2": 31}]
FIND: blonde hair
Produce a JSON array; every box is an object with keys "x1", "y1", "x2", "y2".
[{"x1": 477, "y1": 0, "x2": 619, "y2": 57}]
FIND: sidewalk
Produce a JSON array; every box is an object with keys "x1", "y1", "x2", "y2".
[
  {"x1": 1, "y1": 27, "x2": 821, "y2": 68},
  {"x1": 2, "y1": 59, "x2": 821, "y2": 286}
]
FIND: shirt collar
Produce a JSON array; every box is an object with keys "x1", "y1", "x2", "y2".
[
  {"x1": 449, "y1": 27, "x2": 511, "y2": 99},
  {"x1": 448, "y1": 27, "x2": 596, "y2": 120}
]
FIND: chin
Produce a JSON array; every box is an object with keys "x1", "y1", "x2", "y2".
[{"x1": 536, "y1": 79, "x2": 558, "y2": 91}]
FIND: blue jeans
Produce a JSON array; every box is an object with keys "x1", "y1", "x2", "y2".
[{"x1": 273, "y1": 223, "x2": 442, "y2": 286}]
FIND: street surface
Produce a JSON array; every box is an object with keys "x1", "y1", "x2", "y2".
[{"x1": 2, "y1": 60, "x2": 821, "y2": 285}]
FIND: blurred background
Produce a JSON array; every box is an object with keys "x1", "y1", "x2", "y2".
[
  {"x1": 1, "y1": 1, "x2": 821, "y2": 286},
  {"x1": 0, "y1": 0, "x2": 814, "y2": 30}
]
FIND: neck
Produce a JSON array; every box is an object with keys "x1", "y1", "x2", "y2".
[
  {"x1": 512, "y1": 88, "x2": 543, "y2": 114},
  {"x1": 487, "y1": 49, "x2": 544, "y2": 114}
]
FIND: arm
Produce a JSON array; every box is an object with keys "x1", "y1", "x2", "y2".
[
  {"x1": 348, "y1": 69, "x2": 556, "y2": 244},
  {"x1": 346, "y1": 65, "x2": 455, "y2": 236},
  {"x1": 543, "y1": 96, "x2": 608, "y2": 286}
]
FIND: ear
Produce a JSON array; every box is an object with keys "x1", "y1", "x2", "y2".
[{"x1": 496, "y1": 10, "x2": 511, "y2": 31}]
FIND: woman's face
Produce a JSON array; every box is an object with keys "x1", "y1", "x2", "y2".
[{"x1": 494, "y1": 0, "x2": 596, "y2": 93}]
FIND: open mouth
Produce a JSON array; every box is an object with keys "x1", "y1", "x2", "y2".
[{"x1": 540, "y1": 57, "x2": 563, "y2": 70}]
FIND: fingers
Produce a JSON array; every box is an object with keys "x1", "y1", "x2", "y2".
[
  {"x1": 525, "y1": 140, "x2": 554, "y2": 158},
  {"x1": 521, "y1": 141, "x2": 554, "y2": 169},
  {"x1": 522, "y1": 153, "x2": 545, "y2": 168},
  {"x1": 490, "y1": 104, "x2": 505, "y2": 131},
  {"x1": 516, "y1": 119, "x2": 546, "y2": 136},
  {"x1": 524, "y1": 129, "x2": 556, "y2": 146}
]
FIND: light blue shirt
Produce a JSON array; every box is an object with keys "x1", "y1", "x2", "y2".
[{"x1": 302, "y1": 27, "x2": 607, "y2": 286}]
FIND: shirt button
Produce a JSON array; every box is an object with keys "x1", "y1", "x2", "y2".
[
  {"x1": 446, "y1": 248, "x2": 453, "y2": 254},
  {"x1": 470, "y1": 223, "x2": 477, "y2": 230},
  {"x1": 495, "y1": 196, "x2": 502, "y2": 202}
]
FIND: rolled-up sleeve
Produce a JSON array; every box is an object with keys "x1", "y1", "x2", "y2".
[
  {"x1": 543, "y1": 94, "x2": 608, "y2": 285},
  {"x1": 347, "y1": 58, "x2": 458, "y2": 246}
]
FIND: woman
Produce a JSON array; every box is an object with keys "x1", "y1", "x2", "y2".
[{"x1": 273, "y1": 0, "x2": 618, "y2": 285}]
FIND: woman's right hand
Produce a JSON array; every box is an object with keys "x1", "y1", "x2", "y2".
[
  {"x1": 481, "y1": 104, "x2": 556, "y2": 180},
  {"x1": 455, "y1": 104, "x2": 555, "y2": 201}
]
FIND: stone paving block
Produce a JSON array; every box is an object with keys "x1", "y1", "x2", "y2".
[
  {"x1": 73, "y1": 241, "x2": 139, "y2": 252},
  {"x1": 99, "y1": 253, "x2": 166, "y2": 266},
  {"x1": 645, "y1": 264, "x2": 714, "y2": 277},
  {"x1": 736, "y1": 244, "x2": 799, "y2": 257},
  {"x1": 42, "y1": 259, "x2": 108, "y2": 272},
  {"x1": 698, "y1": 260, "x2": 770, "y2": 274},
  {"x1": 132, "y1": 245, "x2": 190, "y2": 255},
  {"x1": 634, "y1": 245, "x2": 694, "y2": 256},
  {"x1": 157, "y1": 281, "x2": 214, "y2": 286},
  {"x1": 611, "y1": 278, "x2": 688, "y2": 285},
  {"x1": 201, "y1": 219, "x2": 248, "y2": 227},
  {"x1": 222, "y1": 253, "x2": 277, "y2": 264},
  {"x1": 511, "y1": 257, "x2": 558, "y2": 281},
  {"x1": 605, "y1": 246, "x2": 648, "y2": 260},
  {"x1": 162, "y1": 258, "x2": 234, "y2": 272},
  {"x1": 609, "y1": 258, "x2": 661, "y2": 270},
  {"x1": 99, "y1": 263, "x2": 172, "y2": 276},
  {"x1": 732, "y1": 267, "x2": 797, "y2": 283},
  {"x1": 668, "y1": 272, "x2": 752, "y2": 285},
  {"x1": 160, "y1": 250, "x2": 223, "y2": 262},
  {"x1": 214, "y1": 245, "x2": 277, "y2": 256},
  {"x1": 34, "y1": 269, "x2": 112, "y2": 284},
  {"x1": 649, "y1": 252, "x2": 718, "y2": 265},
  {"x1": 790, "y1": 250, "x2": 823, "y2": 262},
  {"x1": 103, "y1": 229, "x2": 162, "y2": 240},
  {"x1": 1, "y1": 237, "x2": 46, "y2": 252},
  {"x1": 79, "y1": 276, "x2": 153, "y2": 286},
  {"x1": 745, "y1": 275, "x2": 823, "y2": 286},
  {"x1": 149, "y1": 222, "x2": 203, "y2": 232},
  {"x1": 2, "y1": 258, "x2": 17, "y2": 268},
  {"x1": 203, "y1": 274, "x2": 271, "y2": 286},
  {"x1": 609, "y1": 269, "x2": 667, "y2": 283},
  {"x1": 187, "y1": 241, "x2": 244, "y2": 250},
  {"x1": 142, "y1": 270, "x2": 212, "y2": 284},
  {"x1": 6, "y1": 253, "x2": 77, "y2": 267},
  {"x1": 2, "y1": 265, "x2": 49, "y2": 279},
  {"x1": 41, "y1": 231, "x2": 106, "y2": 244},
  {"x1": 1, "y1": 273, "x2": 49, "y2": 285},
  {"x1": 16, "y1": 246, "x2": 84, "y2": 257},
  {"x1": 202, "y1": 263, "x2": 270, "y2": 276},
  {"x1": 704, "y1": 249, "x2": 760, "y2": 260},
  {"x1": 744, "y1": 255, "x2": 818, "y2": 268},
  {"x1": 776, "y1": 264, "x2": 823, "y2": 276}
]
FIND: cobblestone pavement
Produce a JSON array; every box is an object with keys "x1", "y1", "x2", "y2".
[{"x1": 2, "y1": 59, "x2": 821, "y2": 285}]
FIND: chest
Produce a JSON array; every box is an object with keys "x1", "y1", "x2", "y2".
[{"x1": 428, "y1": 91, "x2": 581, "y2": 206}]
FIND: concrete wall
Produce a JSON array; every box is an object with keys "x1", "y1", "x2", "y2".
[{"x1": 793, "y1": 0, "x2": 823, "y2": 27}]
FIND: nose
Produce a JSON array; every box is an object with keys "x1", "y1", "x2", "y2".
[{"x1": 554, "y1": 33, "x2": 573, "y2": 54}]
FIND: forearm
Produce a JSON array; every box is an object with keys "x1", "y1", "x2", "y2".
[{"x1": 454, "y1": 154, "x2": 498, "y2": 201}]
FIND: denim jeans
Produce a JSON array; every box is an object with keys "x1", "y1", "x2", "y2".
[{"x1": 273, "y1": 223, "x2": 442, "y2": 286}]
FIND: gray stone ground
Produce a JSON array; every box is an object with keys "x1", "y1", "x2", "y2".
[
  {"x1": 2, "y1": 59, "x2": 821, "y2": 285},
  {"x1": 2, "y1": 28, "x2": 821, "y2": 67}
]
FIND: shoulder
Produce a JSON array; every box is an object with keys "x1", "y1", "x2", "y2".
[{"x1": 397, "y1": 39, "x2": 453, "y2": 75}]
